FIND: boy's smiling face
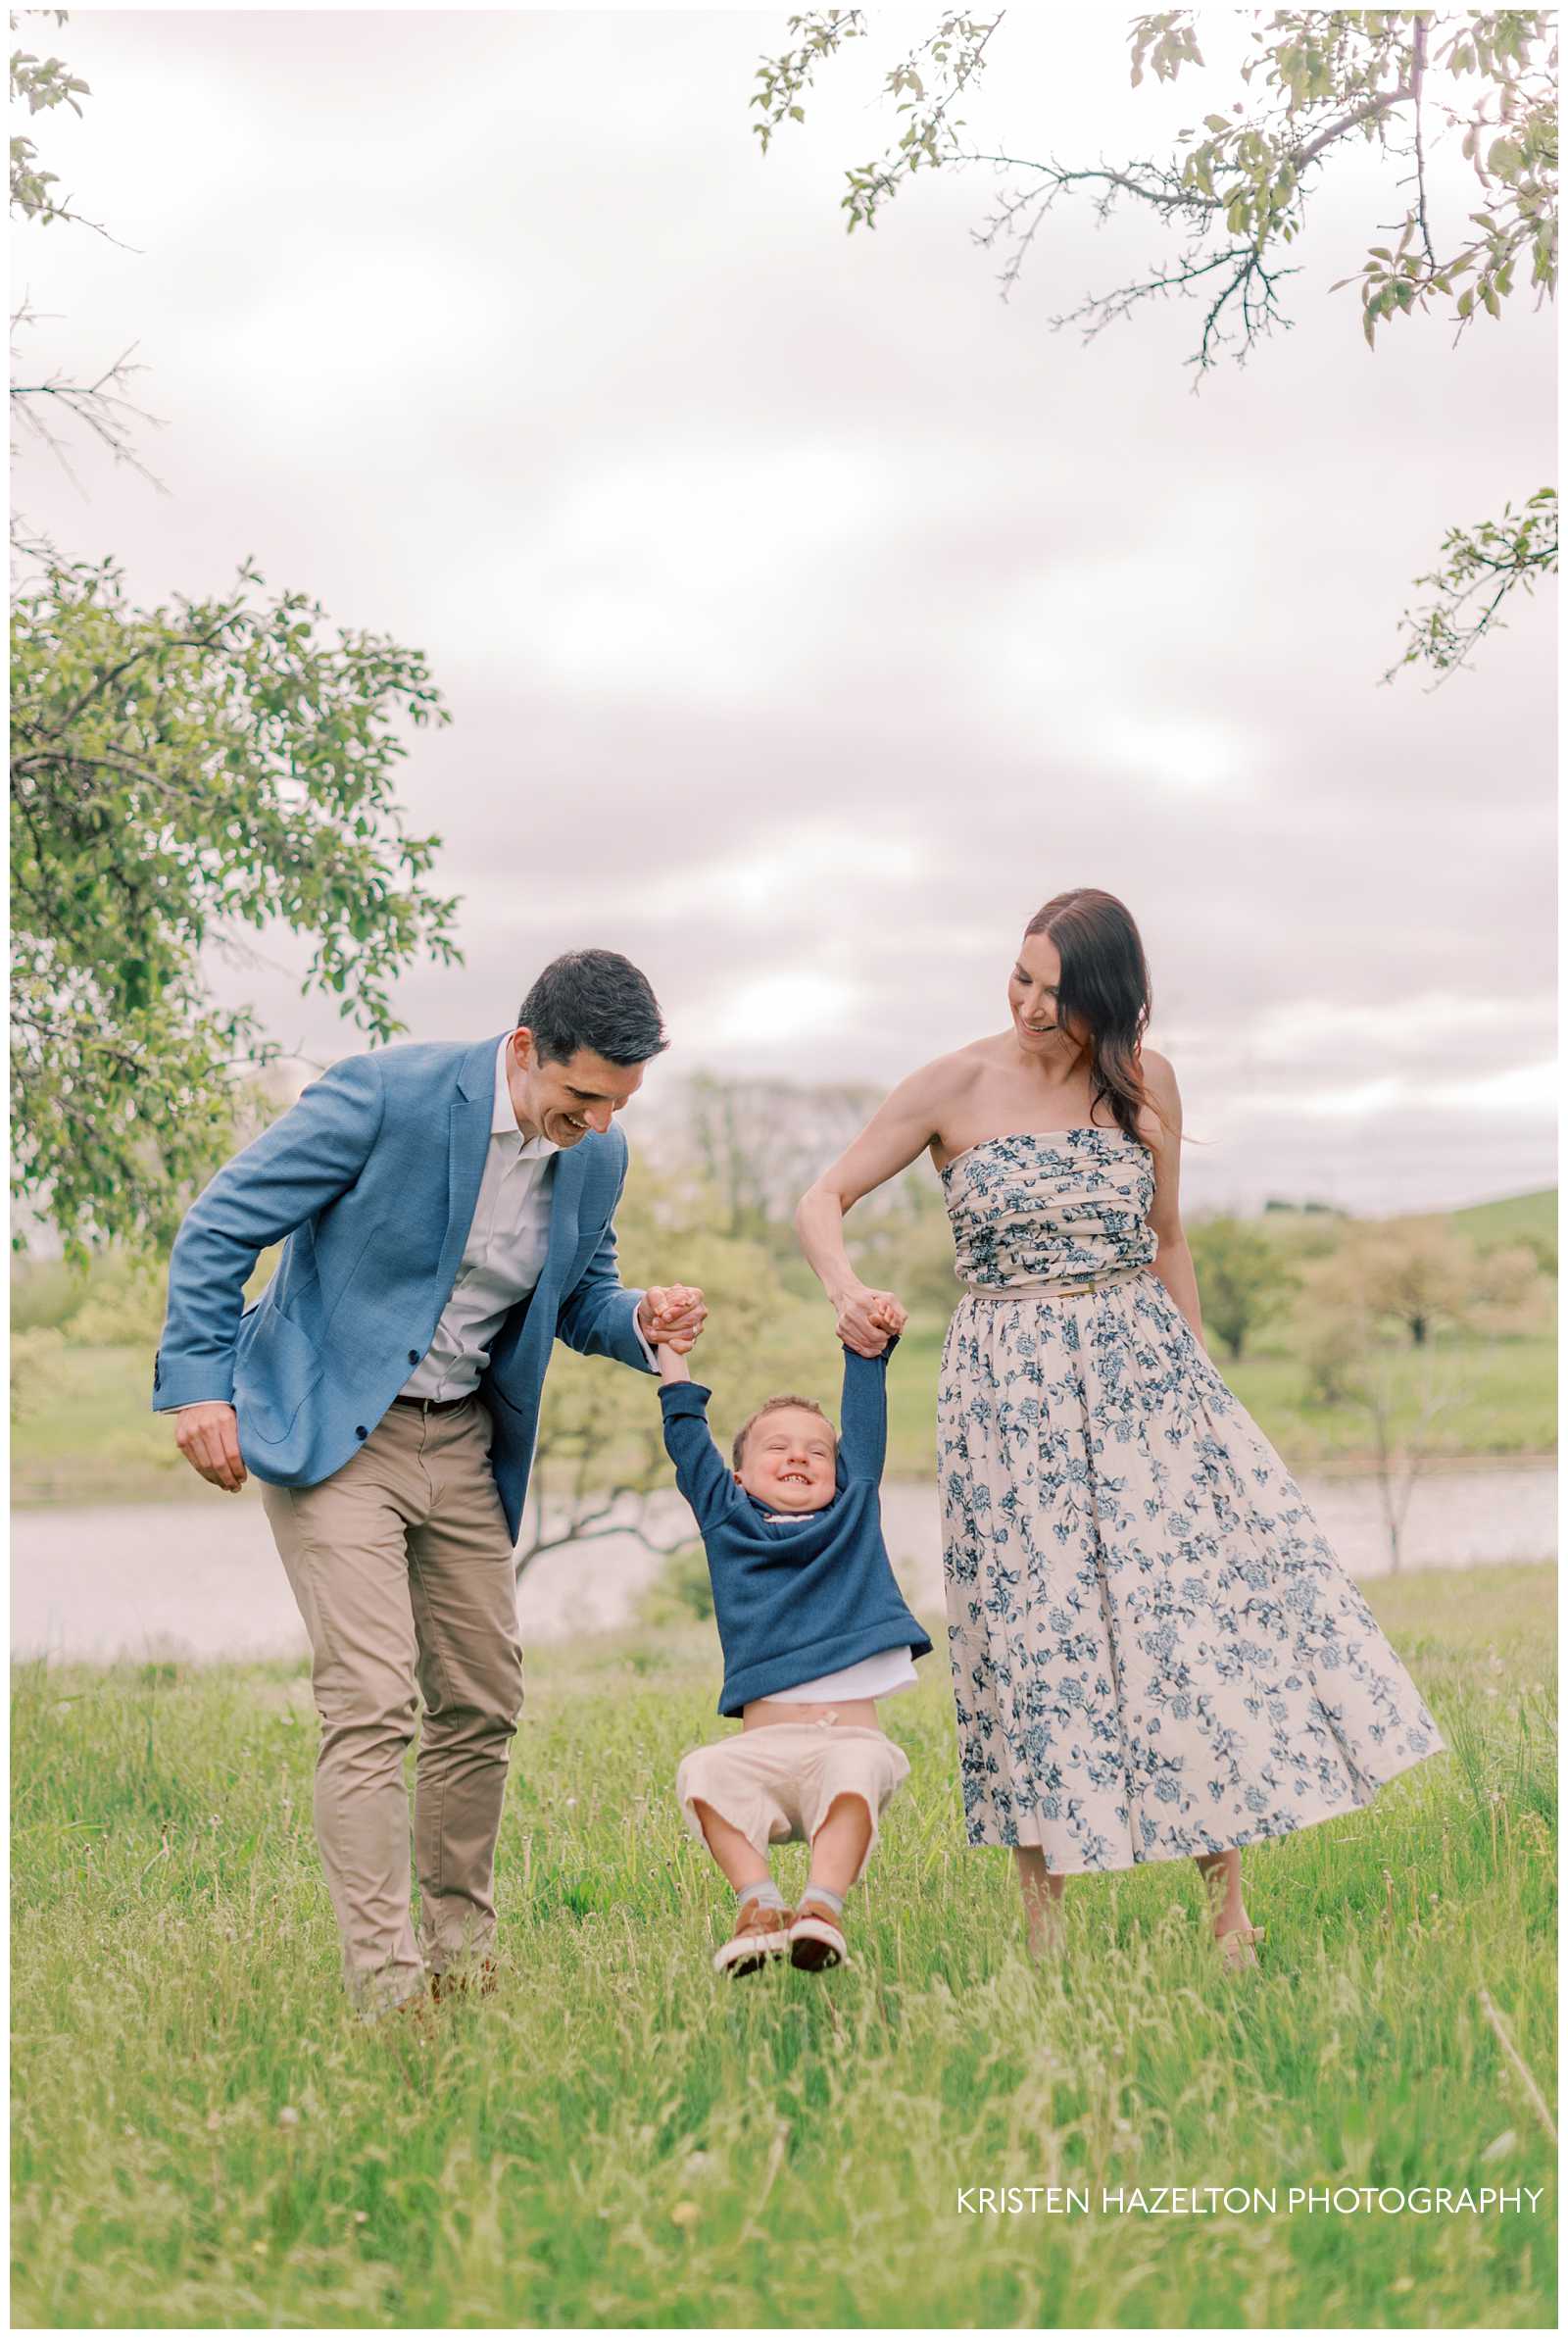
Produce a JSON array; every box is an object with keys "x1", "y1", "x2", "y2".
[{"x1": 735, "y1": 1406, "x2": 837, "y2": 1515}]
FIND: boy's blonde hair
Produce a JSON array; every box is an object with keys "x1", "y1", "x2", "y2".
[{"x1": 731, "y1": 1395, "x2": 836, "y2": 1472}]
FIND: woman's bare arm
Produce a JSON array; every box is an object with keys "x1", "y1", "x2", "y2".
[
  {"x1": 1141, "y1": 1050, "x2": 1203, "y2": 1343},
  {"x1": 795, "y1": 1060, "x2": 956, "y2": 1355}
]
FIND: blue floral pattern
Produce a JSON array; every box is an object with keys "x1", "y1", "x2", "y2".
[{"x1": 936, "y1": 1127, "x2": 1445, "y2": 1866}]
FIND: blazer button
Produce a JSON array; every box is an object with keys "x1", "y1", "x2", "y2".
[
  {"x1": 355, "y1": 1425, "x2": 368, "y2": 1440},
  {"x1": 408, "y1": 1350, "x2": 419, "y2": 1366}
]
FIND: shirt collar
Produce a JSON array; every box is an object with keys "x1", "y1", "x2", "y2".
[{"x1": 492, "y1": 1035, "x2": 560, "y2": 1159}]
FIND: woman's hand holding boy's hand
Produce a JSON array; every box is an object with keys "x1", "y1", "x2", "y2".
[{"x1": 834, "y1": 1284, "x2": 907, "y2": 1357}]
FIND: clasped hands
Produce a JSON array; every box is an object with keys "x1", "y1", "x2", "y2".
[
  {"x1": 833, "y1": 1284, "x2": 906, "y2": 1359},
  {"x1": 636, "y1": 1283, "x2": 709, "y2": 1357}
]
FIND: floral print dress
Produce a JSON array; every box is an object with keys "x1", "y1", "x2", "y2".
[{"x1": 936, "y1": 1126, "x2": 1445, "y2": 1867}]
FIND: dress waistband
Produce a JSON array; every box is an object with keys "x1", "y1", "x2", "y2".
[{"x1": 959, "y1": 1262, "x2": 1151, "y2": 1300}]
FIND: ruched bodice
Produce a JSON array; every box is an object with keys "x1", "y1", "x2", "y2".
[{"x1": 940, "y1": 1125, "x2": 1157, "y2": 1291}]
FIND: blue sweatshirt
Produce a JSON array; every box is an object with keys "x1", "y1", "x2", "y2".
[{"x1": 659, "y1": 1341, "x2": 934, "y2": 1717}]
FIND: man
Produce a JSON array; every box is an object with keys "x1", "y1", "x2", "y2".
[{"x1": 155, "y1": 948, "x2": 706, "y2": 2018}]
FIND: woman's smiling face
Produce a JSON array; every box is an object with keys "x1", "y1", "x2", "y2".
[{"x1": 1007, "y1": 931, "x2": 1068, "y2": 1050}]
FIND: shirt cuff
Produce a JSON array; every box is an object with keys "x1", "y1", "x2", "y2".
[{"x1": 630, "y1": 1299, "x2": 659, "y2": 1370}]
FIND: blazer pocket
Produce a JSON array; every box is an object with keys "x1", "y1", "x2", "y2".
[{"x1": 237, "y1": 1306, "x2": 323, "y2": 1446}]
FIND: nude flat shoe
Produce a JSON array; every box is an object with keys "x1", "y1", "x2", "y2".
[{"x1": 1215, "y1": 1922, "x2": 1266, "y2": 1973}]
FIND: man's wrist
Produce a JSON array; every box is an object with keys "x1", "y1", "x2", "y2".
[{"x1": 630, "y1": 1298, "x2": 659, "y2": 1368}]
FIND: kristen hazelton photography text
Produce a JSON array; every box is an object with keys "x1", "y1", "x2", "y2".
[
  {"x1": 8, "y1": 7, "x2": 1557, "y2": 2336},
  {"x1": 954, "y1": 2184, "x2": 1548, "y2": 2219}
]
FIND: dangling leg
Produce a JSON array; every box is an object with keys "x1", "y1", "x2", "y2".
[
  {"x1": 804, "y1": 1790, "x2": 874, "y2": 1900},
  {"x1": 690, "y1": 1798, "x2": 773, "y2": 1894},
  {"x1": 689, "y1": 1798, "x2": 793, "y2": 1975}
]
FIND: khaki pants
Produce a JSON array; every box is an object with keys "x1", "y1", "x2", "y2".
[{"x1": 262, "y1": 1395, "x2": 523, "y2": 2016}]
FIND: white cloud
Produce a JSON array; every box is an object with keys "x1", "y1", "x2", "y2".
[{"x1": 682, "y1": 969, "x2": 865, "y2": 1059}]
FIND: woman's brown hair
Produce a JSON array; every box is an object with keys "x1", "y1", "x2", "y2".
[{"x1": 1023, "y1": 888, "x2": 1164, "y2": 1147}]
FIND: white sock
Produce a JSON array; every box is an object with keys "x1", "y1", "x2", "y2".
[
  {"x1": 803, "y1": 1881, "x2": 845, "y2": 1917},
  {"x1": 738, "y1": 1878, "x2": 784, "y2": 1915}
]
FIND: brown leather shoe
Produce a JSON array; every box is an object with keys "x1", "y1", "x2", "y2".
[
  {"x1": 713, "y1": 1901, "x2": 795, "y2": 1976},
  {"x1": 367, "y1": 1989, "x2": 435, "y2": 2039},
  {"x1": 789, "y1": 1896, "x2": 848, "y2": 1971},
  {"x1": 429, "y1": 1957, "x2": 498, "y2": 2004}
]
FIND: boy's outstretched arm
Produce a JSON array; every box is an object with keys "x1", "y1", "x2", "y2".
[
  {"x1": 658, "y1": 1341, "x2": 740, "y2": 1531},
  {"x1": 838, "y1": 1312, "x2": 902, "y2": 1483}
]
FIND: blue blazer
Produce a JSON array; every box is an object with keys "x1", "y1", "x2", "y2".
[{"x1": 152, "y1": 1031, "x2": 655, "y2": 1541}]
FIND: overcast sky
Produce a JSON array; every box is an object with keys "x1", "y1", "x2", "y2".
[{"x1": 14, "y1": 6, "x2": 1556, "y2": 1218}]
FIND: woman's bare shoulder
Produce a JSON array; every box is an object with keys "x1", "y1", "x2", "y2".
[
  {"x1": 897, "y1": 1038, "x2": 994, "y2": 1112},
  {"x1": 1137, "y1": 1046, "x2": 1181, "y2": 1143}
]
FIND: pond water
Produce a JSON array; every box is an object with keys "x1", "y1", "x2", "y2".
[{"x1": 10, "y1": 1462, "x2": 1556, "y2": 1667}]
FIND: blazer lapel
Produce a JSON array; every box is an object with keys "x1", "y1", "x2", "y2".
[
  {"x1": 433, "y1": 1033, "x2": 506, "y2": 1304},
  {"x1": 543, "y1": 1143, "x2": 587, "y2": 1290}
]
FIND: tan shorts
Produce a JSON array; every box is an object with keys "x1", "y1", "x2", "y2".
[{"x1": 675, "y1": 1722, "x2": 909, "y2": 1887}]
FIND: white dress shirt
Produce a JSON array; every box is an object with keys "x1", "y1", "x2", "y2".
[{"x1": 401, "y1": 1037, "x2": 654, "y2": 1401}]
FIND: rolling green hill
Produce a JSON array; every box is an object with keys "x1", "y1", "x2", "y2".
[{"x1": 1448, "y1": 1186, "x2": 1556, "y2": 1252}]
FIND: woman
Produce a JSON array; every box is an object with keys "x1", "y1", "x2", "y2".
[{"x1": 795, "y1": 887, "x2": 1445, "y2": 1967}]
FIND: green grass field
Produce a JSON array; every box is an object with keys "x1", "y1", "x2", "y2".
[{"x1": 11, "y1": 1565, "x2": 1556, "y2": 2329}]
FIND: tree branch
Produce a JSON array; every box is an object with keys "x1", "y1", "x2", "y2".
[
  {"x1": 10, "y1": 338, "x2": 167, "y2": 493},
  {"x1": 1292, "y1": 82, "x2": 1412, "y2": 172},
  {"x1": 1408, "y1": 19, "x2": 1438, "y2": 272},
  {"x1": 513, "y1": 1486, "x2": 691, "y2": 1577}
]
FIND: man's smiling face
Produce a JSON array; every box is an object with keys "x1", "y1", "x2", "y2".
[
  {"x1": 734, "y1": 1405, "x2": 838, "y2": 1515},
  {"x1": 506, "y1": 1029, "x2": 645, "y2": 1147}
]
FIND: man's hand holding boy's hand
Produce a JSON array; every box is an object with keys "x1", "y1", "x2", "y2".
[{"x1": 639, "y1": 1283, "x2": 708, "y2": 1355}]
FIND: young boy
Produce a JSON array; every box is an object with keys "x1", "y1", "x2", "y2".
[{"x1": 657, "y1": 1314, "x2": 931, "y2": 1976}]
